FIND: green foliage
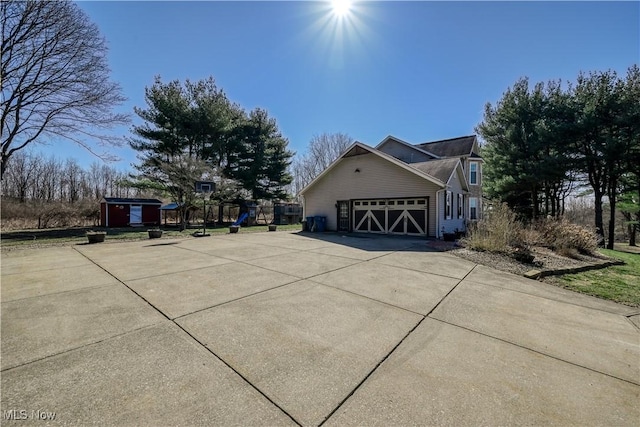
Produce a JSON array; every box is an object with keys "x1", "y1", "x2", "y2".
[
  {"x1": 477, "y1": 78, "x2": 575, "y2": 219},
  {"x1": 227, "y1": 108, "x2": 293, "y2": 200},
  {"x1": 129, "y1": 76, "x2": 294, "y2": 215},
  {"x1": 477, "y1": 65, "x2": 640, "y2": 248}
]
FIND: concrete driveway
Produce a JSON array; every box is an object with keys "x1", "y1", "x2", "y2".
[{"x1": 1, "y1": 231, "x2": 638, "y2": 426}]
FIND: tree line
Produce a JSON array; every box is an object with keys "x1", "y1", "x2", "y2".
[
  {"x1": 477, "y1": 65, "x2": 640, "y2": 248},
  {"x1": 1, "y1": 150, "x2": 139, "y2": 203}
]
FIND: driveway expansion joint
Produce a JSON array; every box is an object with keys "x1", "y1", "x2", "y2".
[
  {"x1": 72, "y1": 245, "x2": 303, "y2": 425},
  {"x1": 428, "y1": 317, "x2": 640, "y2": 387}
]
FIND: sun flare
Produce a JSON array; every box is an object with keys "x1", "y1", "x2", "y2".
[{"x1": 331, "y1": 0, "x2": 352, "y2": 17}]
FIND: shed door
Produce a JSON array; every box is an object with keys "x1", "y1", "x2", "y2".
[{"x1": 130, "y1": 205, "x2": 142, "y2": 224}]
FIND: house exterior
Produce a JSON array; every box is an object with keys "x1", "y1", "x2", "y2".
[
  {"x1": 298, "y1": 135, "x2": 483, "y2": 238},
  {"x1": 100, "y1": 198, "x2": 162, "y2": 227}
]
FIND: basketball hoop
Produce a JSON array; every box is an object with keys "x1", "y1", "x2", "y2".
[{"x1": 194, "y1": 181, "x2": 216, "y2": 237}]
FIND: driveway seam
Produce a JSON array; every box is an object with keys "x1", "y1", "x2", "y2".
[
  {"x1": 171, "y1": 278, "x2": 306, "y2": 321},
  {"x1": 463, "y1": 278, "x2": 638, "y2": 316},
  {"x1": 370, "y1": 259, "x2": 474, "y2": 281},
  {"x1": 427, "y1": 317, "x2": 640, "y2": 387},
  {"x1": 0, "y1": 281, "x2": 118, "y2": 304},
  {"x1": 306, "y1": 278, "x2": 428, "y2": 317},
  {"x1": 318, "y1": 264, "x2": 479, "y2": 426},
  {"x1": 173, "y1": 321, "x2": 303, "y2": 426},
  {"x1": 0, "y1": 322, "x2": 167, "y2": 373},
  {"x1": 72, "y1": 246, "x2": 303, "y2": 426}
]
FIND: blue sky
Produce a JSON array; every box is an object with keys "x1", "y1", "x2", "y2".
[{"x1": 39, "y1": 1, "x2": 639, "y2": 172}]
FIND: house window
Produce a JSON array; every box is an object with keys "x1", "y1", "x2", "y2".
[
  {"x1": 457, "y1": 194, "x2": 464, "y2": 219},
  {"x1": 445, "y1": 191, "x2": 452, "y2": 219},
  {"x1": 470, "y1": 162, "x2": 479, "y2": 185},
  {"x1": 469, "y1": 197, "x2": 478, "y2": 220}
]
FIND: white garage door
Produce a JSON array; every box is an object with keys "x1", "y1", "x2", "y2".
[{"x1": 353, "y1": 198, "x2": 428, "y2": 236}]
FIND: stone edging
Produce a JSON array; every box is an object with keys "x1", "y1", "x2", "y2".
[{"x1": 524, "y1": 259, "x2": 625, "y2": 279}]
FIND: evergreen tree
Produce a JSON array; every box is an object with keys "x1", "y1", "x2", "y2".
[{"x1": 229, "y1": 108, "x2": 293, "y2": 200}]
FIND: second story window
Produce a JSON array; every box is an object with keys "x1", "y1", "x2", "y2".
[{"x1": 470, "y1": 162, "x2": 479, "y2": 185}]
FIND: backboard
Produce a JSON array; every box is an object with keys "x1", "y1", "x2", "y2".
[{"x1": 195, "y1": 181, "x2": 215, "y2": 194}]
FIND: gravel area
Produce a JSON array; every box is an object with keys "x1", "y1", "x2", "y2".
[{"x1": 450, "y1": 246, "x2": 611, "y2": 277}]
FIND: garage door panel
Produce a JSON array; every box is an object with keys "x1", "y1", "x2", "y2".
[
  {"x1": 354, "y1": 210, "x2": 366, "y2": 232},
  {"x1": 353, "y1": 198, "x2": 428, "y2": 236},
  {"x1": 406, "y1": 210, "x2": 425, "y2": 234},
  {"x1": 371, "y1": 211, "x2": 385, "y2": 232}
]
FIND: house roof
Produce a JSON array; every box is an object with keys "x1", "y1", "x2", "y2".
[
  {"x1": 298, "y1": 142, "x2": 446, "y2": 195},
  {"x1": 102, "y1": 197, "x2": 162, "y2": 205},
  {"x1": 409, "y1": 158, "x2": 461, "y2": 184},
  {"x1": 415, "y1": 135, "x2": 478, "y2": 158},
  {"x1": 375, "y1": 135, "x2": 440, "y2": 159}
]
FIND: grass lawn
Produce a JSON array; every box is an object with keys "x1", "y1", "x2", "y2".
[
  {"x1": 551, "y1": 248, "x2": 640, "y2": 307},
  {"x1": 0, "y1": 223, "x2": 303, "y2": 249}
]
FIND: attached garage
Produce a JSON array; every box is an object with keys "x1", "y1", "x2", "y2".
[
  {"x1": 100, "y1": 198, "x2": 162, "y2": 228},
  {"x1": 300, "y1": 143, "x2": 448, "y2": 237},
  {"x1": 352, "y1": 198, "x2": 429, "y2": 236}
]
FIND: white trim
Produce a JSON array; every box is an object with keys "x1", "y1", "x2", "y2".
[
  {"x1": 298, "y1": 142, "x2": 446, "y2": 196},
  {"x1": 375, "y1": 135, "x2": 441, "y2": 159},
  {"x1": 445, "y1": 191, "x2": 452, "y2": 220},
  {"x1": 457, "y1": 193, "x2": 464, "y2": 219},
  {"x1": 435, "y1": 189, "x2": 444, "y2": 238},
  {"x1": 470, "y1": 161, "x2": 480, "y2": 185},
  {"x1": 444, "y1": 159, "x2": 470, "y2": 192},
  {"x1": 469, "y1": 197, "x2": 478, "y2": 220}
]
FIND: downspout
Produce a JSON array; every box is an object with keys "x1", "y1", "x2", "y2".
[
  {"x1": 435, "y1": 189, "x2": 445, "y2": 239},
  {"x1": 105, "y1": 202, "x2": 109, "y2": 228}
]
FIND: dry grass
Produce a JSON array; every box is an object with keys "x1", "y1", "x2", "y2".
[{"x1": 462, "y1": 203, "x2": 600, "y2": 262}]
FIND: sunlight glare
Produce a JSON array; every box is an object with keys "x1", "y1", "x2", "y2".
[{"x1": 332, "y1": 0, "x2": 351, "y2": 17}]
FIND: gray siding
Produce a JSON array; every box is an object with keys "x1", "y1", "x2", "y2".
[
  {"x1": 377, "y1": 140, "x2": 434, "y2": 163},
  {"x1": 303, "y1": 153, "x2": 440, "y2": 235},
  {"x1": 438, "y1": 167, "x2": 466, "y2": 235},
  {"x1": 462, "y1": 158, "x2": 483, "y2": 216}
]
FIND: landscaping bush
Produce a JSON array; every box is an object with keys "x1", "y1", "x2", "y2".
[
  {"x1": 462, "y1": 203, "x2": 531, "y2": 256},
  {"x1": 534, "y1": 217, "x2": 599, "y2": 255}
]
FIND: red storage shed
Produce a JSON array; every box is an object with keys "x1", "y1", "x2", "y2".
[{"x1": 100, "y1": 198, "x2": 162, "y2": 228}]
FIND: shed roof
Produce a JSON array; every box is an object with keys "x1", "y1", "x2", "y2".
[
  {"x1": 415, "y1": 135, "x2": 477, "y2": 158},
  {"x1": 102, "y1": 197, "x2": 162, "y2": 205}
]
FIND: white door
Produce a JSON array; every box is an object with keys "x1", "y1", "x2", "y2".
[{"x1": 130, "y1": 205, "x2": 142, "y2": 224}]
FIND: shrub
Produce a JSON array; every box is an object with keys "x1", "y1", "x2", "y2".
[
  {"x1": 534, "y1": 217, "x2": 599, "y2": 255},
  {"x1": 462, "y1": 203, "x2": 526, "y2": 252}
]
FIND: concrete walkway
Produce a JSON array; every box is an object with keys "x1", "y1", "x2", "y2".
[{"x1": 1, "y1": 231, "x2": 638, "y2": 426}]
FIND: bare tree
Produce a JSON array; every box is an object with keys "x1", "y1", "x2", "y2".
[
  {"x1": 1, "y1": 0, "x2": 129, "y2": 179},
  {"x1": 290, "y1": 132, "x2": 353, "y2": 195}
]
